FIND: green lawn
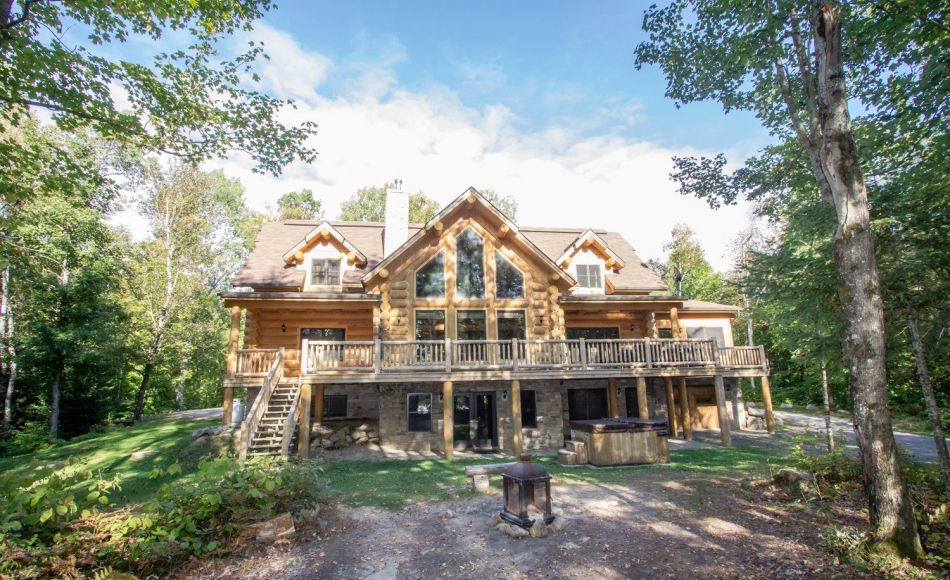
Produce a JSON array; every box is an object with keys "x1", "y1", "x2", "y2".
[
  {"x1": 0, "y1": 416, "x2": 221, "y2": 505},
  {"x1": 320, "y1": 445, "x2": 781, "y2": 510}
]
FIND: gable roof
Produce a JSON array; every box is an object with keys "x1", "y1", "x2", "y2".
[
  {"x1": 232, "y1": 194, "x2": 668, "y2": 293},
  {"x1": 556, "y1": 229, "x2": 627, "y2": 270},
  {"x1": 281, "y1": 221, "x2": 368, "y2": 266},
  {"x1": 360, "y1": 188, "x2": 576, "y2": 287}
]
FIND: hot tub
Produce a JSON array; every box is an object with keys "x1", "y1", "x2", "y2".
[{"x1": 569, "y1": 418, "x2": 671, "y2": 466}]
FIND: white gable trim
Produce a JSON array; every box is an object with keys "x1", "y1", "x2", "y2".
[
  {"x1": 282, "y1": 221, "x2": 367, "y2": 266},
  {"x1": 556, "y1": 229, "x2": 626, "y2": 271}
]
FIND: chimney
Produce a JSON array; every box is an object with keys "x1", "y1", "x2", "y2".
[{"x1": 384, "y1": 180, "x2": 408, "y2": 257}]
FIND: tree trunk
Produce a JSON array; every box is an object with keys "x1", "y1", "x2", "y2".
[
  {"x1": 821, "y1": 357, "x2": 834, "y2": 453},
  {"x1": 49, "y1": 369, "x2": 63, "y2": 440},
  {"x1": 1, "y1": 267, "x2": 13, "y2": 435},
  {"x1": 175, "y1": 358, "x2": 189, "y2": 411},
  {"x1": 813, "y1": 3, "x2": 923, "y2": 558},
  {"x1": 907, "y1": 308, "x2": 950, "y2": 501}
]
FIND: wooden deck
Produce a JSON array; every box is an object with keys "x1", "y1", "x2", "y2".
[{"x1": 226, "y1": 338, "x2": 769, "y2": 385}]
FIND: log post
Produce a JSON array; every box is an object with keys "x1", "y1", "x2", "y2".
[
  {"x1": 663, "y1": 377, "x2": 677, "y2": 436},
  {"x1": 223, "y1": 305, "x2": 242, "y2": 425},
  {"x1": 607, "y1": 378, "x2": 619, "y2": 418},
  {"x1": 760, "y1": 375, "x2": 776, "y2": 434},
  {"x1": 636, "y1": 376, "x2": 649, "y2": 419},
  {"x1": 511, "y1": 380, "x2": 523, "y2": 456},
  {"x1": 714, "y1": 374, "x2": 732, "y2": 447},
  {"x1": 313, "y1": 383, "x2": 325, "y2": 425},
  {"x1": 443, "y1": 381, "x2": 454, "y2": 460},
  {"x1": 678, "y1": 378, "x2": 692, "y2": 441},
  {"x1": 669, "y1": 307, "x2": 685, "y2": 338},
  {"x1": 297, "y1": 383, "x2": 311, "y2": 458}
]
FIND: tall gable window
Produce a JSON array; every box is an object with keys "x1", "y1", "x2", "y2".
[
  {"x1": 494, "y1": 252, "x2": 524, "y2": 298},
  {"x1": 415, "y1": 251, "x2": 445, "y2": 298},
  {"x1": 311, "y1": 258, "x2": 341, "y2": 286},
  {"x1": 456, "y1": 229, "x2": 485, "y2": 298},
  {"x1": 576, "y1": 264, "x2": 602, "y2": 289}
]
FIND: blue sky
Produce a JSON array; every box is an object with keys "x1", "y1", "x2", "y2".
[{"x1": 107, "y1": 1, "x2": 772, "y2": 270}]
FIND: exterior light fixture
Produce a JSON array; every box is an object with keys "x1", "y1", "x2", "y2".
[
  {"x1": 503, "y1": 389, "x2": 509, "y2": 401},
  {"x1": 281, "y1": 323, "x2": 286, "y2": 333}
]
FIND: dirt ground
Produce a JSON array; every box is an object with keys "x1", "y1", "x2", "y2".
[{"x1": 181, "y1": 470, "x2": 868, "y2": 579}]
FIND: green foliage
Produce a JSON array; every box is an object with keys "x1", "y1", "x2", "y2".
[
  {"x1": 0, "y1": 0, "x2": 316, "y2": 201},
  {"x1": 478, "y1": 188, "x2": 518, "y2": 220},
  {"x1": 0, "y1": 458, "x2": 119, "y2": 545},
  {"x1": 114, "y1": 457, "x2": 323, "y2": 562},
  {"x1": 339, "y1": 183, "x2": 441, "y2": 223},
  {"x1": 786, "y1": 431, "x2": 862, "y2": 494},
  {"x1": 650, "y1": 224, "x2": 738, "y2": 304},
  {"x1": 277, "y1": 189, "x2": 324, "y2": 221},
  {"x1": 0, "y1": 421, "x2": 54, "y2": 457}
]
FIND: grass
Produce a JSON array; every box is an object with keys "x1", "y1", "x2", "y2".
[
  {"x1": 319, "y1": 444, "x2": 782, "y2": 510},
  {"x1": 0, "y1": 416, "x2": 221, "y2": 505}
]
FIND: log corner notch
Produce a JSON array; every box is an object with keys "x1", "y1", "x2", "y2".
[{"x1": 223, "y1": 305, "x2": 242, "y2": 425}]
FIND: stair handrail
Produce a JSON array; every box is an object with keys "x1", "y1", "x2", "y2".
[
  {"x1": 280, "y1": 378, "x2": 303, "y2": 457},
  {"x1": 238, "y1": 347, "x2": 284, "y2": 460}
]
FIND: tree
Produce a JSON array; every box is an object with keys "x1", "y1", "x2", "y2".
[
  {"x1": 339, "y1": 183, "x2": 440, "y2": 223},
  {"x1": 277, "y1": 189, "x2": 324, "y2": 221},
  {"x1": 129, "y1": 164, "x2": 243, "y2": 421},
  {"x1": 478, "y1": 188, "x2": 518, "y2": 220},
  {"x1": 650, "y1": 224, "x2": 735, "y2": 304},
  {"x1": 636, "y1": 1, "x2": 926, "y2": 556},
  {"x1": 0, "y1": 0, "x2": 317, "y2": 203}
]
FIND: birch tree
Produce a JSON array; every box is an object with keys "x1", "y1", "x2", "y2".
[{"x1": 635, "y1": 0, "x2": 930, "y2": 557}]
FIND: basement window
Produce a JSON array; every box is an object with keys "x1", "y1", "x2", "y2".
[
  {"x1": 521, "y1": 390, "x2": 538, "y2": 428},
  {"x1": 324, "y1": 394, "x2": 347, "y2": 418},
  {"x1": 407, "y1": 393, "x2": 432, "y2": 432}
]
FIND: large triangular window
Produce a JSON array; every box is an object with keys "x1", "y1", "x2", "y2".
[
  {"x1": 495, "y1": 252, "x2": 524, "y2": 298},
  {"x1": 415, "y1": 251, "x2": 445, "y2": 298},
  {"x1": 456, "y1": 229, "x2": 485, "y2": 298}
]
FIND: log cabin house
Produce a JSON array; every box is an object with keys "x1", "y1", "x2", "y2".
[{"x1": 222, "y1": 187, "x2": 775, "y2": 458}]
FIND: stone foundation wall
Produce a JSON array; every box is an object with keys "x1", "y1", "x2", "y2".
[{"x1": 324, "y1": 384, "x2": 379, "y2": 419}]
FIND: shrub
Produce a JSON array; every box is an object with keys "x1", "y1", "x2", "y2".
[
  {"x1": 112, "y1": 457, "x2": 324, "y2": 567},
  {"x1": 0, "y1": 421, "x2": 57, "y2": 457},
  {"x1": 785, "y1": 430, "x2": 862, "y2": 494}
]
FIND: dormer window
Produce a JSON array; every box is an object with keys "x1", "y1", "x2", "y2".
[
  {"x1": 311, "y1": 258, "x2": 341, "y2": 286},
  {"x1": 576, "y1": 264, "x2": 602, "y2": 289}
]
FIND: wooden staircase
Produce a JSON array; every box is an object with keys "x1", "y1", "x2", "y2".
[{"x1": 247, "y1": 381, "x2": 300, "y2": 457}]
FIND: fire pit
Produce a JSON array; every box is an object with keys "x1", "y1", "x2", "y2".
[{"x1": 499, "y1": 454, "x2": 555, "y2": 529}]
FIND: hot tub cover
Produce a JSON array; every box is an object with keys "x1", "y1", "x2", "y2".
[{"x1": 570, "y1": 417, "x2": 670, "y2": 435}]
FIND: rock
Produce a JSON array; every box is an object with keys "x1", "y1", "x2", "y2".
[
  {"x1": 356, "y1": 424, "x2": 370, "y2": 432},
  {"x1": 130, "y1": 450, "x2": 159, "y2": 460},
  {"x1": 490, "y1": 513, "x2": 503, "y2": 526},
  {"x1": 367, "y1": 430, "x2": 379, "y2": 439},
  {"x1": 496, "y1": 522, "x2": 529, "y2": 539},
  {"x1": 247, "y1": 512, "x2": 295, "y2": 542},
  {"x1": 774, "y1": 468, "x2": 819, "y2": 499},
  {"x1": 472, "y1": 474, "x2": 490, "y2": 493},
  {"x1": 298, "y1": 505, "x2": 321, "y2": 522},
  {"x1": 780, "y1": 402, "x2": 794, "y2": 408},
  {"x1": 549, "y1": 517, "x2": 567, "y2": 533},
  {"x1": 529, "y1": 518, "x2": 549, "y2": 538},
  {"x1": 191, "y1": 426, "x2": 224, "y2": 439}
]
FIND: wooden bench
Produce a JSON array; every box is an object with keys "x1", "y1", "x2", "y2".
[{"x1": 464, "y1": 462, "x2": 514, "y2": 493}]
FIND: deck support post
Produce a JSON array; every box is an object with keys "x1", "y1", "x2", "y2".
[
  {"x1": 663, "y1": 377, "x2": 677, "y2": 435},
  {"x1": 443, "y1": 381, "x2": 454, "y2": 460},
  {"x1": 313, "y1": 383, "x2": 325, "y2": 425},
  {"x1": 678, "y1": 378, "x2": 692, "y2": 441},
  {"x1": 297, "y1": 382, "x2": 311, "y2": 458},
  {"x1": 223, "y1": 305, "x2": 242, "y2": 425},
  {"x1": 714, "y1": 374, "x2": 732, "y2": 447},
  {"x1": 636, "y1": 376, "x2": 649, "y2": 419},
  {"x1": 607, "y1": 378, "x2": 619, "y2": 418},
  {"x1": 760, "y1": 375, "x2": 776, "y2": 433},
  {"x1": 510, "y1": 380, "x2": 523, "y2": 456},
  {"x1": 669, "y1": 307, "x2": 685, "y2": 338}
]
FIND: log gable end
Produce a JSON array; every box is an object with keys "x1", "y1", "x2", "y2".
[{"x1": 366, "y1": 195, "x2": 570, "y2": 340}]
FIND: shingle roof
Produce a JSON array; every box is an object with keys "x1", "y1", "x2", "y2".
[
  {"x1": 680, "y1": 299, "x2": 741, "y2": 313},
  {"x1": 233, "y1": 220, "x2": 667, "y2": 292}
]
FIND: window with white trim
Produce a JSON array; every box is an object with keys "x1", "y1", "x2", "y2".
[
  {"x1": 310, "y1": 258, "x2": 341, "y2": 286},
  {"x1": 576, "y1": 264, "x2": 602, "y2": 289},
  {"x1": 407, "y1": 393, "x2": 432, "y2": 432}
]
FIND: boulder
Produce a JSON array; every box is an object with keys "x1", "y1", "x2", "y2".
[
  {"x1": 549, "y1": 517, "x2": 567, "y2": 533},
  {"x1": 774, "y1": 468, "x2": 819, "y2": 500},
  {"x1": 191, "y1": 426, "x2": 224, "y2": 439},
  {"x1": 247, "y1": 512, "x2": 295, "y2": 542},
  {"x1": 130, "y1": 450, "x2": 159, "y2": 460},
  {"x1": 472, "y1": 474, "x2": 490, "y2": 493},
  {"x1": 529, "y1": 518, "x2": 549, "y2": 538},
  {"x1": 496, "y1": 522, "x2": 529, "y2": 539}
]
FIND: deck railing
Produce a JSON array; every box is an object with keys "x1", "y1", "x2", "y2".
[
  {"x1": 292, "y1": 338, "x2": 751, "y2": 375},
  {"x1": 718, "y1": 345, "x2": 768, "y2": 369},
  {"x1": 236, "y1": 349, "x2": 281, "y2": 376}
]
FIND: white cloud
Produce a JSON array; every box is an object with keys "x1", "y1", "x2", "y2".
[
  {"x1": 201, "y1": 26, "x2": 754, "y2": 272},
  {"x1": 239, "y1": 22, "x2": 333, "y2": 102}
]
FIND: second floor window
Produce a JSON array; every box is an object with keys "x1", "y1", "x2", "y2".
[
  {"x1": 456, "y1": 228, "x2": 485, "y2": 298},
  {"x1": 495, "y1": 252, "x2": 524, "y2": 298},
  {"x1": 576, "y1": 264, "x2": 602, "y2": 289},
  {"x1": 311, "y1": 258, "x2": 341, "y2": 286},
  {"x1": 416, "y1": 250, "x2": 445, "y2": 298}
]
